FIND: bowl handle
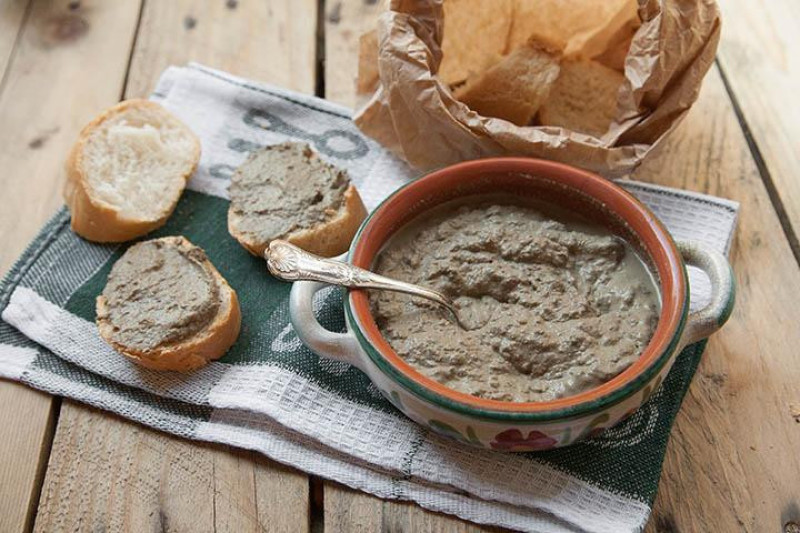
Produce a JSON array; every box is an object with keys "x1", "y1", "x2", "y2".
[
  {"x1": 677, "y1": 240, "x2": 736, "y2": 346},
  {"x1": 289, "y1": 280, "x2": 364, "y2": 371}
]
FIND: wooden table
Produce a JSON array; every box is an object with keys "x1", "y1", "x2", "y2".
[{"x1": 0, "y1": 1, "x2": 797, "y2": 531}]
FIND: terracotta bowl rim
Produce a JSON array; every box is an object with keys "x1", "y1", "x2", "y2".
[{"x1": 344, "y1": 157, "x2": 688, "y2": 422}]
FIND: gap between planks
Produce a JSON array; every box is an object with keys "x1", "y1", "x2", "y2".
[
  {"x1": 716, "y1": 59, "x2": 800, "y2": 266},
  {"x1": 118, "y1": 0, "x2": 147, "y2": 102},
  {"x1": 0, "y1": 0, "x2": 34, "y2": 97},
  {"x1": 315, "y1": 0, "x2": 326, "y2": 98},
  {"x1": 23, "y1": 396, "x2": 61, "y2": 533},
  {"x1": 715, "y1": 0, "x2": 800, "y2": 264}
]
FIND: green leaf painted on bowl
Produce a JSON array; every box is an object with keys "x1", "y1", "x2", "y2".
[
  {"x1": 429, "y1": 419, "x2": 481, "y2": 446},
  {"x1": 642, "y1": 374, "x2": 664, "y2": 403},
  {"x1": 578, "y1": 412, "x2": 611, "y2": 441},
  {"x1": 465, "y1": 425, "x2": 482, "y2": 445},
  {"x1": 560, "y1": 426, "x2": 572, "y2": 446},
  {"x1": 389, "y1": 390, "x2": 404, "y2": 410}
]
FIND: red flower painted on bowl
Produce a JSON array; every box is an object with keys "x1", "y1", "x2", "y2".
[{"x1": 490, "y1": 429, "x2": 558, "y2": 452}]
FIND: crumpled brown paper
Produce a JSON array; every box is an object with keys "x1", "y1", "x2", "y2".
[{"x1": 353, "y1": 0, "x2": 721, "y2": 177}]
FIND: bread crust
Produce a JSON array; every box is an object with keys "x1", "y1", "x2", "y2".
[
  {"x1": 286, "y1": 184, "x2": 368, "y2": 258},
  {"x1": 64, "y1": 99, "x2": 201, "y2": 243},
  {"x1": 229, "y1": 182, "x2": 367, "y2": 259},
  {"x1": 538, "y1": 59, "x2": 624, "y2": 137},
  {"x1": 96, "y1": 237, "x2": 241, "y2": 372},
  {"x1": 454, "y1": 36, "x2": 562, "y2": 126}
]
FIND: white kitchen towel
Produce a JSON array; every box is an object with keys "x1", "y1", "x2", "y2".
[{"x1": 0, "y1": 64, "x2": 738, "y2": 533}]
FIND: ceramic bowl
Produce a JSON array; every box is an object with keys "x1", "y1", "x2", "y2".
[{"x1": 289, "y1": 158, "x2": 735, "y2": 451}]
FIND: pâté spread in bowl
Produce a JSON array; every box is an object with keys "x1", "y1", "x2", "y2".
[
  {"x1": 289, "y1": 158, "x2": 735, "y2": 451},
  {"x1": 371, "y1": 195, "x2": 660, "y2": 403}
]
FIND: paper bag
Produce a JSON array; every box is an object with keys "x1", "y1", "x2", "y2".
[{"x1": 353, "y1": 0, "x2": 721, "y2": 177}]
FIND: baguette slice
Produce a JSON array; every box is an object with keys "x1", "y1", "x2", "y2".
[
  {"x1": 453, "y1": 36, "x2": 562, "y2": 126},
  {"x1": 64, "y1": 100, "x2": 201, "y2": 242},
  {"x1": 538, "y1": 59, "x2": 624, "y2": 137},
  {"x1": 228, "y1": 142, "x2": 367, "y2": 258},
  {"x1": 97, "y1": 236, "x2": 240, "y2": 372}
]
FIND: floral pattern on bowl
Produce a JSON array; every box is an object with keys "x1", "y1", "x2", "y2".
[{"x1": 428, "y1": 419, "x2": 482, "y2": 446}]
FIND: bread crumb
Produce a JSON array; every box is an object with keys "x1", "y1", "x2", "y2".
[{"x1": 790, "y1": 402, "x2": 800, "y2": 423}]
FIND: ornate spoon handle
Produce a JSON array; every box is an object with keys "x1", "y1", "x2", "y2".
[{"x1": 265, "y1": 240, "x2": 464, "y2": 328}]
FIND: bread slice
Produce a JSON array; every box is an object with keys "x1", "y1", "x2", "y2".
[
  {"x1": 538, "y1": 59, "x2": 624, "y2": 137},
  {"x1": 357, "y1": 29, "x2": 380, "y2": 95},
  {"x1": 563, "y1": 0, "x2": 639, "y2": 58},
  {"x1": 64, "y1": 99, "x2": 201, "y2": 243},
  {"x1": 438, "y1": 0, "x2": 514, "y2": 86},
  {"x1": 507, "y1": 0, "x2": 637, "y2": 55},
  {"x1": 96, "y1": 236, "x2": 240, "y2": 372},
  {"x1": 592, "y1": 16, "x2": 639, "y2": 71},
  {"x1": 454, "y1": 36, "x2": 562, "y2": 126},
  {"x1": 228, "y1": 142, "x2": 367, "y2": 258}
]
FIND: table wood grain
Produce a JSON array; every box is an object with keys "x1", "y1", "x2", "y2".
[
  {"x1": 0, "y1": 1, "x2": 142, "y2": 529},
  {"x1": 635, "y1": 67, "x2": 800, "y2": 531},
  {"x1": 0, "y1": 0, "x2": 798, "y2": 532},
  {"x1": 716, "y1": 0, "x2": 800, "y2": 248}
]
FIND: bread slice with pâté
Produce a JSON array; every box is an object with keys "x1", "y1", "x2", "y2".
[
  {"x1": 96, "y1": 236, "x2": 240, "y2": 372},
  {"x1": 227, "y1": 142, "x2": 367, "y2": 258}
]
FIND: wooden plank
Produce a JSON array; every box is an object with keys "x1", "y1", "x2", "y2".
[
  {"x1": 33, "y1": 403, "x2": 310, "y2": 533},
  {"x1": 0, "y1": 1, "x2": 142, "y2": 532},
  {"x1": 0, "y1": 386, "x2": 55, "y2": 533},
  {"x1": 323, "y1": 0, "x2": 383, "y2": 108},
  {"x1": 638, "y1": 68, "x2": 800, "y2": 531},
  {"x1": 0, "y1": 8, "x2": 52, "y2": 533},
  {"x1": 716, "y1": 0, "x2": 800, "y2": 243},
  {"x1": 32, "y1": 0, "x2": 318, "y2": 531},
  {"x1": 321, "y1": 2, "x2": 503, "y2": 528},
  {"x1": 0, "y1": 0, "x2": 30, "y2": 77},
  {"x1": 324, "y1": 484, "x2": 383, "y2": 532},
  {"x1": 325, "y1": 483, "x2": 507, "y2": 532},
  {"x1": 0, "y1": 0, "x2": 142, "y2": 271},
  {"x1": 323, "y1": 3, "x2": 800, "y2": 530},
  {"x1": 125, "y1": 0, "x2": 318, "y2": 98}
]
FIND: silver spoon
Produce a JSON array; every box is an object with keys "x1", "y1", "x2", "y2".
[{"x1": 265, "y1": 240, "x2": 466, "y2": 329}]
